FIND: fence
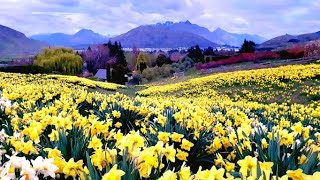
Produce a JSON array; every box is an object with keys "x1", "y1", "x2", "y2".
[{"x1": 173, "y1": 72, "x2": 185, "y2": 78}]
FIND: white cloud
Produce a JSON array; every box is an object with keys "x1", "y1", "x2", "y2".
[{"x1": 0, "y1": 0, "x2": 319, "y2": 39}]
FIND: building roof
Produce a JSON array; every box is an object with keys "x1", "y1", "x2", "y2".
[{"x1": 94, "y1": 69, "x2": 107, "y2": 80}]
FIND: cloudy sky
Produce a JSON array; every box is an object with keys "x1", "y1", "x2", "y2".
[{"x1": 0, "y1": 0, "x2": 319, "y2": 38}]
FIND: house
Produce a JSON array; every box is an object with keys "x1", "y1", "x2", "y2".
[
  {"x1": 94, "y1": 69, "x2": 107, "y2": 81},
  {"x1": 126, "y1": 73, "x2": 140, "y2": 86}
]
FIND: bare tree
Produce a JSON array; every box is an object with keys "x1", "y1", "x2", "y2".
[{"x1": 82, "y1": 45, "x2": 110, "y2": 74}]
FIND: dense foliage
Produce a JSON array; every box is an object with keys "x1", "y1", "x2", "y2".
[
  {"x1": 240, "y1": 40, "x2": 256, "y2": 53},
  {"x1": 81, "y1": 45, "x2": 110, "y2": 74},
  {"x1": 187, "y1": 45, "x2": 204, "y2": 63},
  {"x1": 81, "y1": 42, "x2": 129, "y2": 85},
  {"x1": 156, "y1": 54, "x2": 172, "y2": 67},
  {"x1": 197, "y1": 52, "x2": 280, "y2": 69},
  {"x1": 34, "y1": 48, "x2": 83, "y2": 75},
  {"x1": 136, "y1": 52, "x2": 148, "y2": 72},
  {"x1": 106, "y1": 41, "x2": 129, "y2": 85}
]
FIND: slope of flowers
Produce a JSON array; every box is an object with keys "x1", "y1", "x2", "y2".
[
  {"x1": 0, "y1": 64, "x2": 319, "y2": 179},
  {"x1": 0, "y1": 72, "x2": 126, "y2": 92},
  {"x1": 137, "y1": 64, "x2": 320, "y2": 98},
  {"x1": 45, "y1": 74, "x2": 126, "y2": 90}
]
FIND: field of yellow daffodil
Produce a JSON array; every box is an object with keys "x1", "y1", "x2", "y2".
[{"x1": 0, "y1": 63, "x2": 320, "y2": 180}]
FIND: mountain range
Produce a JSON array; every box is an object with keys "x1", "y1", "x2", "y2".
[
  {"x1": 30, "y1": 29, "x2": 109, "y2": 48},
  {"x1": 257, "y1": 31, "x2": 320, "y2": 50},
  {"x1": 156, "y1": 21, "x2": 265, "y2": 46},
  {"x1": 110, "y1": 21, "x2": 266, "y2": 48},
  {"x1": 0, "y1": 25, "x2": 47, "y2": 58},
  {"x1": 109, "y1": 24, "x2": 219, "y2": 48},
  {"x1": 29, "y1": 21, "x2": 266, "y2": 48},
  {"x1": 1, "y1": 21, "x2": 319, "y2": 58}
]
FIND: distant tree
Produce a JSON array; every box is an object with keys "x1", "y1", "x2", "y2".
[
  {"x1": 240, "y1": 40, "x2": 256, "y2": 53},
  {"x1": 132, "y1": 46, "x2": 140, "y2": 58},
  {"x1": 112, "y1": 63, "x2": 128, "y2": 85},
  {"x1": 82, "y1": 45, "x2": 110, "y2": 74},
  {"x1": 170, "y1": 52, "x2": 183, "y2": 63},
  {"x1": 107, "y1": 64, "x2": 111, "y2": 82},
  {"x1": 146, "y1": 53, "x2": 157, "y2": 67},
  {"x1": 180, "y1": 49, "x2": 188, "y2": 54},
  {"x1": 136, "y1": 52, "x2": 148, "y2": 72},
  {"x1": 203, "y1": 46, "x2": 216, "y2": 56},
  {"x1": 187, "y1": 45, "x2": 204, "y2": 63},
  {"x1": 34, "y1": 47, "x2": 82, "y2": 74},
  {"x1": 105, "y1": 41, "x2": 128, "y2": 85},
  {"x1": 156, "y1": 54, "x2": 172, "y2": 67},
  {"x1": 125, "y1": 52, "x2": 137, "y2": 71},
  {"x1": 304, "y1": 40, "x2": 320, "y2": 58}
]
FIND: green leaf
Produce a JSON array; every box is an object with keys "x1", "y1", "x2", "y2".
[
  {"x1": 303, "y1": 152, "x2": 318, "y2": 174},
  {"x1": 256, "y1": 159, "x2": 262, "y2": 179},
  {"x1": 86, "y1": 152, "x2": 100, "y2": 180}
]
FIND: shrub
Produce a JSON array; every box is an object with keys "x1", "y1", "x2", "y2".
[
  {"x1": 170, "y1": 56, "x2": 195, "y2": 73},
  {"x1": 181, "y1": 56, "x2": 195, "y2": 69},
  {"x1": 196, "y1": 52, "x2": 280, "y2": 69},
  {"x1": 277, "y1": 45, "x2": 305, "y2": 59},
  {"x1": 159, "y1": 64, "x2": 172, "y2": 78},
  {"x1": 156, "y1": 54, "x2": 172, "y2": 67},
  {"x1": 34, "y1": 48, "x2": 83, "y2": 75},
  {"x1": 171, "y1": 63, "x2": 185, "y2": 73},
  {"x1": 142, "y1": 67, "x2": 160, "y2": 81}
]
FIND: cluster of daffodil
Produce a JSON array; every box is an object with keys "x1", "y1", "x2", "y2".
[
  {"x1": 138, "y1": 64, "x2": 320, "y2": 98},
  {"x1": 302, "y1": 85, "x2": 320, "y2": 100},
  {"x1": 0, "y1": 72, "x2": 125, "y2": 93},
  {"x1": 45, "y1": 74, "x2": 126, "y2": 90},
  {"x1": 0, "y1": 63, "x2": 319, "y2": 179}
]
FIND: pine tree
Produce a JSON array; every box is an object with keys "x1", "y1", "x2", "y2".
[
  {"x1": 187, "y1": 45, "x2": 204, "y2": 63},
  {"x1": 105, "y1": 41, "x2": 128, "y2": 85},
  {"x1": 240, "y1": 40, "x2": 256, "y2": 53}
]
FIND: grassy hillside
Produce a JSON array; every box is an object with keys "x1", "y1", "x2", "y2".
[{"x1": 0, "y1": 24, "x2": 47, "y2": 58}]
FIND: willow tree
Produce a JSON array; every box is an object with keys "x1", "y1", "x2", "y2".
[
  {"x1": 136, "y1": 52, "x2": 148, "y2": 72},
  {"x1": 34, "y1": 48, "x2": 83, "y2": 75}
]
